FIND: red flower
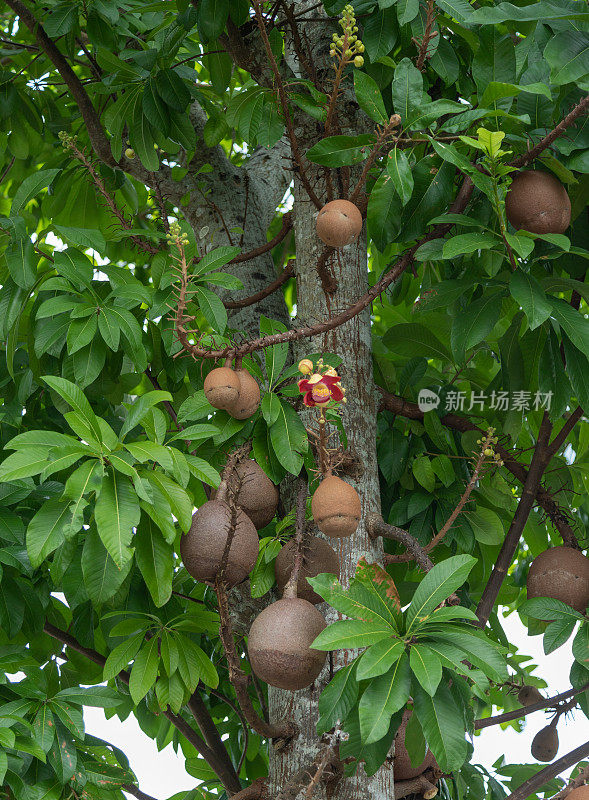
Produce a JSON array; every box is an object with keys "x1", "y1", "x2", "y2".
[{"x1": 298, "y1": 373, "x2": 344, "y2": 407}]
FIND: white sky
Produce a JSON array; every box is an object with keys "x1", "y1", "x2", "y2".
[{"x1": 83, "y1": 611, "x2": 589, "y2": 799}]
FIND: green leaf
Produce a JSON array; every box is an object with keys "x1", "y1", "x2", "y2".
[
  {"x1": 356, "y1": 639, "x2": 405, "y2": 680},
  {"x1": 155, "y1": 69, "x2": 191, "y2": 112},
  {"x1": 11, "y1": 169, "x2": 61, "y2": 216},
  {"x1": 103, "y1": 633, "x2": 145, "y2": 681},
  {"x1": 308, "y1": 572, "x2": 400, "y2": 630},
  {"x1": 367, "y1": 167, "x2": 402, "y2": 252},
  {"x1": 468, "y1": 506, "x2": 504, "y2": 545},
  {"x1": 406, "y1": 555, "x2": 476, "y2": 633},
  {"x1": 442, "y1": 233, "x2": 498, "y2": 259},
  {"x1": 55, "y1": 686, "x2": 126, "y2": 708},
  {"x1": 386, "y1": 148, "x2": 414, "y2": 206},
  {"x1": 354, "y1": 71, "x2": 388, "y2": 124},
  {"x1": 392, "y1": 57, "x2": 423, "y2": 123},
  {"x1": 124, "y1": 441, "x2": 173, "y2": 471},
  {"x1": 269, "y1": 399, "x2": 307, "y2": 476},
  {"x1": 260, "y1": 315, "x2": 289, "y2": 387},
  {"x1": 67, "y1": 315, "x2": 98, "y2": 355},
  {"x1": 306, "y1": 135, "x2": 375, "y2": 167},
  {"x1": 142, "y1": 78, "x2": 170, "y2": 136},
  {"x1": 510, "y1": 270, "x2": 552, "y2": 331},
  {"x1": 129, "y1": 109, "x2": 159, "y2": 172},
  {"x1": 129, "y1": 638, "x2": 160, "y2": 705},
  {"x1": 48, "y1": 720, "x2": 76, "y2": 783},
  {"x1": 0, "y1": 448, "x2": 50, "y2": 481},
  {"x1": 435, "y1": 0, "x2": 473, "y2": 22},
  {"x1": 470, "y1": 1, "x2": 589, "y2": 24},
  {"x1": 198, "y1": 0, "x2": 229, "y2": 41},
  {"x1": 135, "y1": 515, "x2": 173, "y2": 607},
  {"x1": 311, "y1": 619, "x2": 394, "y2": 650},
  {"x1": 33, "y1": 707, "x2": 55, "y2": 752},
  {"x1": 44, "y1": 3, "x2": 77, "y2": 36},
  {"x1": 317, "y1": 663, "x2": 358, "y2": 735},
  {"x1": 42, "y1": 376, "x2": 102, "y2": 444},
  {"x1": 551, "y1": 299, "x2": 589, "y2": 357},
  {"x1": 383, "y1": 322, "x2": 452, "y2": 362},
  {"x1": 544, "y1": 31, "x2": 589, "y2": 85},
  {"x1": 197, "y1": 286, "x2": 227, "y2": 333},
  {"x1": 94, "y1": 469, "x2": 140, "y2": 567},
  {"x1": 520, "y1": 597, "x2": 585, "y2": 622},
  {"x1": 27, "y1": 499, "x2": 72, "y2": 568},
  {"x1": 562, "y1": 335, "x2": 589, "y2": 412},
  {"x1": 120, "y1": 390, "x2": 174, "y2": 441},
  {"x1": 414, "y1": 683, "x2": 468, "y2": 771},
  {"x1": 363, "y1": 7, "x2": 397, "y2": 60},
  {"x1": 451, "y1": 291, "x2": 503, "y2": 360},
  {"x1": 5, "y1": 238, "x2": 37, "y2": 289},
  {"x1": 410, "y1": 644, "x2": 443, "y2": 695},
  {"x1": 359, "y1": 652, "x2": 411, "y2": 744},
  {"x1": 412, "y1": 455, "x2": 436, "y2": 492},
  {"x1": 81, "y1": 525, "x2": 133, "y2": 605}
]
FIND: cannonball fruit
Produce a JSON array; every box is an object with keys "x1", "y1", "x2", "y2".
[
  {"x1": 531, "y1": 724, "x2": 559, "y2": 762},
  {"x1": 518, "y1": 686, "x2": 543, "y2": 707},
  {"x1": 316, "y1": 200, "x2": 363, "y2": 248},
  {"x1": 275, "y1": 536, "x2": 340, "y2": 604},
  {"x1": 204, "y1": 367, "x2": 241, "y2": 411},
  {"x1": 180, "y1": 500, "x2": 259, "y2": 588},
  {"x1": 247, "y1": 597, "x2": 327, "y2": 690},
  {"x1": 526, "y1": 546, "x2": 589, "y2": 614},
  {"x1": 566, "y1": 787, "x2": 589, "y2": 800},
  {"x1": 505, "y1": 170, "x2": 571, "y2": 234},
  {"x1": 394, "y1": 710, "x2": 438, "y2": 780},
  {"x1": 233, "y1": 460, "x2": 279, "y2": 530},
  {"x1": 230, "y1": 368, "x2": 261, "y2": 420},
  {"x1": 311, "y1": 475, "x2": 361, "y2": 538}
]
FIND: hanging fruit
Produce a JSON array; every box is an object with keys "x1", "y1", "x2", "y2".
[
  {"x1": 247, "y1": 597, "x2": 327, "y2": 690},
  {"x1": 232, "y1": 459, "x2": 279, "y2": 530},
  {"x1": 311, "y1": 473, "x2": 361, "y2": 538},
  {"x1": 204, "y1": 356, "x2": 260, "y2": 420},
  {"x1": 526, "y1": 545, "x2": 589, "y2": 614},
  {"x1": 531, "y1": 723, "x2": 559, "y2": 762},
  {"x1": 505, "y1": 170, "x2": 571, "y2": 234},
  {"x1": 316, "y1": 199, "x2": 363, "y2": 248}
]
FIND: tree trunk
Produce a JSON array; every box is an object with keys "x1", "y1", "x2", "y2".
[{"x1": 268, "y1": 179, "x2": 391, "y2": 798}]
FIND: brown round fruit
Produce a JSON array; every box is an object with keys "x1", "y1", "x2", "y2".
[
  {"x1": 566, "y1": 787, "x2": 589, "y2": 800},
  {"x1": 204, "y1": 367, "x2": 240, "y2": 411},
  {"x1": 233, "y1": 460, "x2": 279, "y2": 530},
  {"x1": 531, "y1": 724, "x2": 559, "y2": 762},
  {"x1": 527, "y1": 546, "x2": 589, "y2": 614},
  {"x1": 229, "y1": 368, "x2": 261, "y2": 420},
  {"x1": 505, "y1": 170, "x2": 571, "y2": 234},
  {"x1": 316, "y1": 199, "x2": 363, "y2": 248},
  {"x1": 393, "y1": 710, "x2": 438, "y2": 780},
  {"x1": 247, "y1": 597, "x2": 327, "y2": 690},
  {"x1": 311, "y1": 475, "x2": 361, "y2": 538},
  {"x1": 180, "y1": 499, "x2": 259, "y2": 588},
  {"x1": 275, "y1": 536, "x2": 340, "y2": 604},
  {"x1": 518, "y1": 685, "x2": 544, "y2": 707}
]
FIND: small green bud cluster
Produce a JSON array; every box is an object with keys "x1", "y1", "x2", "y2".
[
  {"x1": 166, "y1": 221, "x2": 189, "y2": 248},
  {"x1": 330, "y1": 4, "x2": 365, "y2": 67},
  {"x1": 58, "y1": 130, "x2": 76, "y2": 149},
  {"x1": 477, "y1": 427, "x2": 503, "y2": 466}
]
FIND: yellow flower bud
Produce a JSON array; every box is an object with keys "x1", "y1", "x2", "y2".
[
  {"x1": 354, "y1": 55, "x2": 364, "y2": 67},
  {"x1": 298, "y1": 359, "x2": 314, "y2": 375}
]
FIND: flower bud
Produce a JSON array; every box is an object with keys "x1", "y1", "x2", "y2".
[
  {"x1": 298, "y1": 359, "x2": 314, "y2": 375},
  {"x1": 354, "y1": 55, "x2": 364, "y2": 67}
]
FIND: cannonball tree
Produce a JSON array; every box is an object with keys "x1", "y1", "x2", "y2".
[{"x1": 0, "y1": 2, "x2": 588, "y2": 800}]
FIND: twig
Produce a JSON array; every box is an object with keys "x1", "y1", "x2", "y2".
[
  {"x1": 504, "y1": 740, "x2": 589, "y2": 800},
  {"x1": 349, "y1": 115, "x2": 402, "y2": 207},
  {"x1": 510, "y1": 95, "x2": 589, "y2": 168},
  {"x1": 475, "y1": 682, "x2": 589, "y2": 730},
  {"x1": 366, "y1": 512, "x2": 434, "y2": 572},
  {"x1": 415, "y1": 0, "x2": 438, "y2": 72},
  {"x1": 395, "y1": 770, "x2": 439, "y2": 799},
  {"x1": 548, "y1": 765, "x2": 589, "y2": 800},
  {"x1": 282, "y1": 478, "x2": 309, "y2": 599},
  {"x1": 251, "y1": 0, "x2": 322, "y2": 209},
  {"x1": 229, "y1": 212, "x2": 293, "y2": 264},
  {"x1": 122, "y1": 784, "x2": 160, "y2": 800},
  {"x1": 224, "y1": 262, "x2": 295, "y2": 309}
]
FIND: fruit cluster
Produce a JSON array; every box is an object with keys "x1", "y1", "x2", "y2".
[
  {"x1": 330, "y1": 4, "x2": 365, "y2": 67},
  {"x1": 204, "y1": 360, "x2": 261, "y2": 420}
]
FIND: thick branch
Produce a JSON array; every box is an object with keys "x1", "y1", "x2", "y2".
[
  {"x1": 283, "y1": 478, "x2": 309, "y2": 599},
  {"x1": 476, "y1": 414, "x2": 553, "y2": 626},
  {"x1": 43, "y1": 622, "x2": 242, "y2": 794},
  {"x1": 394, "y1": 771, "x2": 439, "y2": 799},
  {"x1": 475, "y1": 682, "x2": 589, "y2": 730},
  {"x1": 504, "y1": 740, "x2": 589, "y2": 800}
]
